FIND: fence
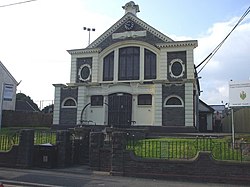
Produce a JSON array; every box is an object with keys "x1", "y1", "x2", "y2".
[
  {"x1": 0, "y1": 130, "x2": 56, "y2": 152},
  {"x1": 127, "y1": 136, "x2": 250, "y2": 162},
  {"x1": 34, "y1": 130, "x2": 57, "y2": 145},
  {"x1": 0, "y1": 133, "x2": 19, "y2": 151}
]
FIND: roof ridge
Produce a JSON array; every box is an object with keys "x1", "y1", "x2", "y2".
[
  {"x1": 88, "y1": 12, "x2": 174, "y2": 49},
  {"x1": 0, "y1": 61, "x2": 18, "y2": 84}
]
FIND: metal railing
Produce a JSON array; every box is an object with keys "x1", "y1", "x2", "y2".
[
  {"x1": 34, "y1": 131, "x2": 56, "y2": 145},
  {"x1": 126, "y1": 136, "x2": 250, "y2": 162},
  {"x1": 0, "y1": 133, "x2": 19, "y2": 151}
]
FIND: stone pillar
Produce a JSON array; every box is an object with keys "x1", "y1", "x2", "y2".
[
  {"x1": 56, "y1": 130, "x2": 71, "y2": 168},
  {"x1": 17, "y1": 129, "x2": 34, "y2": 168},
  {"x1": 89, "y1": 132, "x2": 104, "y2": 170},
  {"x1": 111, "y1": 132, "x2": 126, "y2": 176},
  {"x1": 73, "y1": 127, "x2": 91, "y2": 164}
]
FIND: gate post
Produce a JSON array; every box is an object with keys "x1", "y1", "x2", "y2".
[
  {"x1": 89, "y1": 132, "x2": 104, "y2": 170},
  {"x1": 16, "y1": 129, "x2": 34, "y2": 168},
  {"x1": 111, "y1": 132, "x2": 126, "y2": 176},
  {"x1": 73, "y1": 127, "x2": 91, "y2": 164},
  {"x1": 56, "y1": 130, "x2": 71, "y2": 167}
]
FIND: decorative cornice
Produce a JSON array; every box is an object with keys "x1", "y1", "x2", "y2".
[
  {"x1": 112, "y1": 30, "x2": 146, "y2": 39},
  {"x1": 67, "y1": 48, "x2": 101, "y2": 55},
  {"x1": 88, "y1": 13, "x2": 174, "y2": 49},
  {"x1": 156, "y1": 40, "x2": 198, "y2": 48}
]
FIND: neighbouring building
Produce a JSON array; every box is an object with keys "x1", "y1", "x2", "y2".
[
  {"x1": 53, "y1": 1, "x2": 199, "y2": 132},
  {"x1": 0, "y1": 61, "x2": 18, "y2": 111},
  {"x1": 199, "y1": 100, "x2": 215, "y2": 132}
]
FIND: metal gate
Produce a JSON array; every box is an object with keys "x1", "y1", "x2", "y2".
[
  {"x1": 108, "y1": 93, "x2": 132, "y2": 127},
  {"x1": 71, "y1": 129, "x2": 90, "y2": 165}
]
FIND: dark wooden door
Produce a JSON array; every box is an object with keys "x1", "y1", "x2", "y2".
[
  {"x1": 199, "y1": 113, "x2": 207, "y2": 132},
  {"x1": 108, "y1": 93, "x2": 132, "y2": 127}
]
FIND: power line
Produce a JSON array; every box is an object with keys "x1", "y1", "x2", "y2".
[
  {"x1": 196, "y1": 6, "x2": 250, "y2": 74},
  {"x1": 0, "y1": 0, "x2": 38, "y2": 8}
]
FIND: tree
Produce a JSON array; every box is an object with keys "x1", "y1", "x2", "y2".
[
  {"x1": 42, "y1": 104, "x2": 53, "y2": 113},
  {"x1": 16, "y1": 93, "x2": 40, "y2": 112}
]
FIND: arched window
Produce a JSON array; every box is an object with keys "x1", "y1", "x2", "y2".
[
  {"x1": 118, "y1": 47, "x2": 140, "y2": 80},
  {"x1": 144, "y1": 49, "x2": 156, "y2": 79},
  {"x1": 164, "y1": 96, "x2": 184, "y2": 107},
  {"x1": 103, "y1": 51, "x2": 114, "y2": 81},
  {"x1": 62, "y1": 98, "x2": 77, "y2": 108}
]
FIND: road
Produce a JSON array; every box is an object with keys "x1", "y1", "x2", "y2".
[{"x1": 0, "y1": 166, "x2": 247, "y2": 187}]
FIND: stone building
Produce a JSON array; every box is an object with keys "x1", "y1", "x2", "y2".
[{"x1": 53, "y1": 1, "x2": 199, "y2": 132}]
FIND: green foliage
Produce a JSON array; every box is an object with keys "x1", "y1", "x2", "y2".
[
  {"x1": 42, "y1": 104, "x2": 54, "y2": 113},
  {"x1": 127, "y1": 136, "x2": 250, "y2": 162},
  {"x1": 0, "y1": 128, "x2": 56, "y2": 151},
  {"x1": 34, "y1": 131, "x2": 56, "y2": 145},
  {"x1": 0, "y1": 133, "x2": 19, "y2": 151}
]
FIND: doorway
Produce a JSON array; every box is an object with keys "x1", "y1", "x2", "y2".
[
  {"x1": 199, "y1": 113, "x2": 207, "y2": 132},
  {"x1": 108, "y1": 93, "x2": 132, "y2": 127}
]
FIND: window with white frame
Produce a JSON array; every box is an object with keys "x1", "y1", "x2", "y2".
[
  {"x1": 62, "y1": 98, "x2": 77, "y2": 108},
  {"x1": 103, "y1": 51, "x2": 114, "y2": 81},
  {"x1": 164, "y1": 95, "x2": 184, "y2": 107},
  {"x1": 138, "y1": 94, "x2": 152, "y2": 105},
  {"x1": 118, "y1": 47, "x2": 140, "y2": 80},
  {"x1": 91, "y1": 95, "x2": 104, "y2": 106}
]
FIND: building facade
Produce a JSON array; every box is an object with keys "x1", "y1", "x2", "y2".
[
  {"x1": 53, "y1": 2, "x2": 199, "y2": 130},
  {"x1": 0, "y1": 61, "x2": 18, "y2": 111}
]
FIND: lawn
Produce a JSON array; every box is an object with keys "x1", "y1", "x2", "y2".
[
  {"x1": 127, "y1": 135, "x2": 250, "y2": 162},
  {"x1": 0, "y1": 127, "x2": 56, "y2": 151}
]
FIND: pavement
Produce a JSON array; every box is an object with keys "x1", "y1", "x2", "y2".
[{"x1": 0, "y1": 165, "x2": 248, "y2": 187}]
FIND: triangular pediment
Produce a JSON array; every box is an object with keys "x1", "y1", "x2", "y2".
[{"x1": 88, "y1": 12, "x2": 174, "y2": 50}]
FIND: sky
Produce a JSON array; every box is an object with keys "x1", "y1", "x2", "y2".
[{"x1": 0, "y1": 0, "x2": 250, "y2": 108}]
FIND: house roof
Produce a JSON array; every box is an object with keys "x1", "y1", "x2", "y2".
[
  {"x1": 0, "y1": 61, "x2": 18, "y2": 85},
  {"x1": 210, "y1": 105, "x2": 225, "y2": 112},
  {"x1": 15, "y1": 100, "x2": 38, "y2": 112},
  {"x1": 199, "y1": 100, "x2": 215, "y2": 113},
  {"x1": 68, "y1": 6, "x2": 198, "y2": 55}
]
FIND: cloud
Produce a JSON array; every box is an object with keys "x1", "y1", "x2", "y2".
[
  {"x1": 1, "y1": 0, "x2": 249, "y2": 108},
  {"x1": 0, "y1": 0, "x2": 115, "y2": 103},
  {"x1": 195, "y1": 16, "x2": 250, "y2": 104}
]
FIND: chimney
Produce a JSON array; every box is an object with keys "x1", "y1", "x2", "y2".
[{"x1": 122, "y1": 1, "x2": 140, "y2": 16}]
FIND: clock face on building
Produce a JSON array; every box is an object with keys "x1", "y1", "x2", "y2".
[{"x1": 124, "y1": 20, "x2": 134, "y2": 30}]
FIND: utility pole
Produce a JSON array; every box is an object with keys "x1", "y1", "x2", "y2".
[{"x1": 83, "y1": 27, "x2": 95, "y2": 45}]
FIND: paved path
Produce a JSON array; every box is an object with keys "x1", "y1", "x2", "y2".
[{"x1": 0, "y1": 166, "x2": 247, "y2": 187}]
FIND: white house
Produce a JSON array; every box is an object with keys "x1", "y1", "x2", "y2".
[
  {"x1": 0, "y1": 61, "x2": 18, "y2": 111},
  {"x1": 53, "y1": 2, "x2": 199, "y2": 132}
]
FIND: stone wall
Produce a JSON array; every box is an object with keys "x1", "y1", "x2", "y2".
[
  {"x1": 0, "y1": 129, "x2": 34, "y2": 168},
  {"x1": 2, "y1": 110, "x2": 52, "y2": 127},
  {"x1": 109, "y1": 132, "x2": 250, "y2": 185}
]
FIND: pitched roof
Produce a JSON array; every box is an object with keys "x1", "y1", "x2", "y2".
[
  {"x1": 199, "y1": 100, "x2": 215, "y2": 113},
  {"x1": 88, "y1": 12, "x2": 174, "y2": 49},
  {"x1": 68, "y1": 12, "x2": 198, "y2": 55},
  {"x1": 0, "y1": 61, "x2": 18, "y2": 85}
]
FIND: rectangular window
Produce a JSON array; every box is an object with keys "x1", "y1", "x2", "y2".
[
  {"x1": 144, "y1": 49, "x2": 156, "y2": 80},
  {"x1": 138, "y1": 94, "x2": 152, "y2": 105},
  {"x1": 91, "y1": 95, "x2": 104, "y2": 106},
  {"x1": 103, "y1": 51, "x2": 114, "y2": 81},
  {"x1": 118, "y1": 47, "x2": 140, "y2": 80}
]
